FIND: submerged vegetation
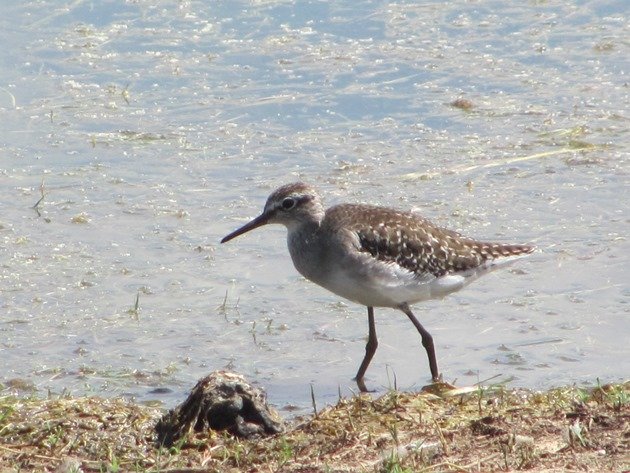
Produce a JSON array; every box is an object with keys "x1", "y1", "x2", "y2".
[{"x1": 0, "y1": 381, "x2": 627, "y2": 472}]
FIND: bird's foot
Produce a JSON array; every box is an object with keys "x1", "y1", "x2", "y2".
[
  {"x1": 354, "y1": 377, "x2": 376, "y2": 393},
  {"x1": 421, "y1": 375, "x2": 457, "y2": 396}
]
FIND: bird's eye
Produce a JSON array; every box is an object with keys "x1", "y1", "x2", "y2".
[{"x1": 281, "y1": 197, "x2": 295, "y2": 210}]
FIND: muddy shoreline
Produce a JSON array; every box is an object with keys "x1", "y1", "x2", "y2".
[{"x1": 1, "y1": 380, "x2": 627, "y2": 472}]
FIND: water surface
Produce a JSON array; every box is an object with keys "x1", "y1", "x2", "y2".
[{"x1": 1, "y1": 0, "x2": 628, "y2": 413}]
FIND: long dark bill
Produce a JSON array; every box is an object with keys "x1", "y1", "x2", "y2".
[{"x1": 220, "y1": 212, "x2": 271, "y2": 243}]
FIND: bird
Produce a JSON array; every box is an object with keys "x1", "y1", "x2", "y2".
[{"x1": 221, "y1": 182, "x2": 535, "y2": 392}]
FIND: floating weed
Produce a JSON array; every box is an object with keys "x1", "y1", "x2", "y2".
[
  {"x1": 400, "y1": 124, "x2": 603, "y2": 181},
  {"x1": 218, "y1": 289, "x2": 229, "y2": 314},
  {"x1": 401, "y1": 148, "x2": 587, "y2": 180},
  {"x1": 385, "y1": 364, "x2": 398, "y2": 392},
  {"x1": 122, "y1": 83, "x2": 131, "y2": 105},
  {"x1": 0, "y1": 85, "x2": 17, "y2": 108},
  {"x1": 127, "y1": 291, "x2": 140, "y2": 319},
  {"x1": 218, "y1": 289, "x2": 240, "y2": 317},
  {"x1": 32, "y1": 178, "x2": 46, "y2": 216},
  {"x1": 310, "y1": 383, "x2": 318, "y2": 417}
]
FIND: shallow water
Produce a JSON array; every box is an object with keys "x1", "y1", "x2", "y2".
[{"x1": 1, "y1": 1, "x2": 628, "y2": 414}]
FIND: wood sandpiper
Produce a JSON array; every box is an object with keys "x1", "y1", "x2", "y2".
[{"x1": 221, "y1": 182, "x2": 535, "y2": 392}]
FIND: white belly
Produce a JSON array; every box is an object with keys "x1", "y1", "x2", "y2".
[{"x1": 304, "y1": 252, "x2": 529, "y2": 309}]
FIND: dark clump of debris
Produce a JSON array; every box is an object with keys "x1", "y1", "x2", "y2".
[
  {"x1": 450, "y1": 97, "x2": 475, "y2": 110},
  {"x1": 155, "y1": 371, "x2": 284, "y2": 447}
]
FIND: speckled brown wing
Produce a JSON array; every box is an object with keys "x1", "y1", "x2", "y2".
[{"x1": 324, "y1": 204, "x2": 535, "y2": 279}]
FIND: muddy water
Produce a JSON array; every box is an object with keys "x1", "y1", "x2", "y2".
[{"x1": 1, "y1": 1, "x2": 627, "y2": 414}]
